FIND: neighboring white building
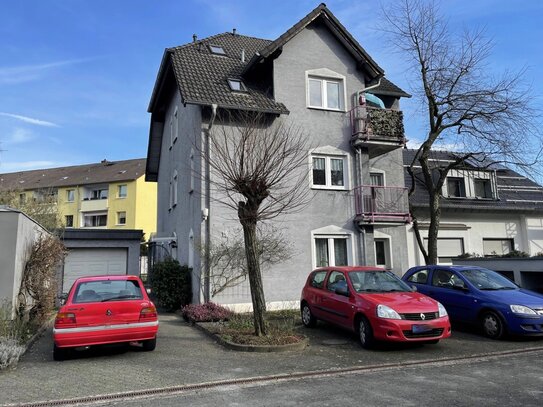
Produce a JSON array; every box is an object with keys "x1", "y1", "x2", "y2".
[
  {"x1": 145, "y1": 4, "x2": 412, "y2": 308},
  {"x1": 404, "y1": 149, "x2": 543, "y2": 287}
]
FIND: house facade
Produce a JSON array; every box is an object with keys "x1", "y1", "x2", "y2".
[
  {"x1": 404, "y1": 149, "x2": 543, "y2": 278},
  {"x1": 0, "y1": 158, "x2": 157, "y2": 239},
  {"x1": 146, "y1": 4, "x2": 412, "y2": 308}
]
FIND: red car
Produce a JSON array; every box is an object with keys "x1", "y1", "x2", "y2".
[
  {"x1": 53, "y1": 275, "x2": 158, "y2": 360},
  {"x1": 300, "y1": 267, "x2": 451, "y2": 348}
]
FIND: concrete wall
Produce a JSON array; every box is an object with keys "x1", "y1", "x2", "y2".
[{"x1": 0, "y1": 208, "x2": 48, "y2": 316}]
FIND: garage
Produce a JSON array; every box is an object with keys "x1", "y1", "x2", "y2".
[
  {"x1": 60, "y1": 229, "x2": 143, "y2": 295},
  {"x1": 62, "y1": 248, "x2": 128, "y2": 292}
]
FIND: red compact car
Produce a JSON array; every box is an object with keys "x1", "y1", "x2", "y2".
[
  {"x1": 53, "y1": 275, "x2": 158, "y2": 360},
  {"x1": 301, "y1": 267, "x2": 451, "y2": 348}
]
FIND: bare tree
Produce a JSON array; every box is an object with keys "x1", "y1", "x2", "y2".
[
  {"x1": 0, "y1": 187, "x2": 64, "y2": 233},
  {"x1": 200, "y1": 225, "x2": 294, "y2": 298},
  {"x1": 204, "y1": 111, "x2": 310, "y2": 336},
  {"x1": 382, "y1": 0, "x2": 542, "y2": 264}
]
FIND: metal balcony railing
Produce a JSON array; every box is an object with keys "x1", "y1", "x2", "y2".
[{"x1": 354, "y1": 185, "x2": 411, "y2": 224}]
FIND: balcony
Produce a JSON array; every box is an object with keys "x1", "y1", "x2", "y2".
[
  {"x1": 354, "y1": 185, "x2": 411, "y2": 224},
  {"x1": 349, "y1": 106, "x2": 406, "y2": 157},
  {"x1": 80, "y1": 197, "x2": 108, "y2": 212}
]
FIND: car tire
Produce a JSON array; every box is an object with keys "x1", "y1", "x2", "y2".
[
  {"x1": 53, "y1": 345, "x2": 69, "y2": 361},
  {"x1": 481, "y1": 311, "x2": 505, "y2": 339},
  {"x1": 301, "y1": 303, "x2": 317, "y2": 328},
  {"x1": 142, "y1": 337, "x2": 157, "y2": 351},
  {"x1": 358, "y1": 317, "x2": 375, "y2": 349}
]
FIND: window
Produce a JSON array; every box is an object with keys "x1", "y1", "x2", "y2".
[
  {"x1": 327, "y1": 271, "x2": 346, "y2": 291},
  {"x1": 227, "y1": 78, "x2": 247, "y2": 92},
  {"x1": 375, "y1": 240, "x2": 388, "y2": 267},
  {"x1": 83, "y1": 213, "x2": 107, "y2": 227},
  {"x1": 173, "y1": 107, "x2": 178, "y2": 144},
  {"x1": 315, "y1": 237, "x2": 349, "y2": 267},
  {"x1": 310, "y1": 271, "x2": 327, "y2": 289},
  {"x1": 311, "y1": 155, "x2": 346, "y2": 189},
  {"x1": 483, "y1": 238, "x2": 513, "y2": 256},
  {"x1": 66, "y1": 190, "x2": 75, "y2": 202},
  {"x1": 407, "y1": 269, "x2": 429, "y2": 284},
  {"x1": 65, "y1": 215, "x2": 74, "y2": 228},
  {"x1": 190, "y1": 149, "x2": 195, "y2": 193},
  {"x1": 424, "y1": 238, "x2": 464, "y2": 264},
  {"x1": 474, "y1": 178, "x2": 492, "y2": 198},
  {"x1": 370, "y1": 172, "x2": 384, "y2": 186},
  {"x1": 170, "y1": 170, "x2": 178, "y2": 209},
  {"x1": 209, "y1": 44, "x2": 226, "y2": 55},
  {"x1": 118, "y1": 185, "x2": 127, "y2": 198},
  {"x1": 19, "y1": 193, "x2": 25, "y2": 205},
  {"x1": 117, "y1": 211, "x2": 126, "y2": 225},
  {"x1": 432, "y1": 269, "x2": 455, "y2": 288},
  {"x1": 90, "y1": 189, "x2": 108, "y2": 200},
  {"x1": 307, "y1": 77, "x2": 343, "y2": 110},
  {"x1": 447, "y1": 177, "x2": 466, "y2": 198}
]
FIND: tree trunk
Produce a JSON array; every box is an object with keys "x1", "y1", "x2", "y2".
[
  {"x1": 426, "y1": 192, "x2": 441, "y2": 265},
  {"x1": 238, "y1": 201, "x2": 267, "y2": 336}
]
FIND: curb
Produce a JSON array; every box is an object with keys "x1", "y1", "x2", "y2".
[{"x1": 188, "y1": 319, "x2": 308, "y2": 353}]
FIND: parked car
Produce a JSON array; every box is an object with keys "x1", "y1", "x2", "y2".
[
  {"x1": 402, "y1": 265, "x2": 543, "y2": 339},
  {"x1": 53, "y1": 275, "x2": 159, "y2": 360},
  {"x1": 300, "y1": 267, "x2": 451, "y2": 348}
]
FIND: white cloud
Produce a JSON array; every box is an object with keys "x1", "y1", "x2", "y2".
[
  {"x1": 0, "y1": 160, "x2": 59, "y2": 172},
  {"x1": 0, "y1": 58, "x2": 96, "y2": 85},
  {"x1": 0, "y1": 112, "x2": 59, "y2": 127},
  {"x1": 6, "y1": 128, "x2": 34, "y2": 144}
]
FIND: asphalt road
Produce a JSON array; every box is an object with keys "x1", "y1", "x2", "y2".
[{"x1": 1, "y1": 313, "x2": 542, "y2": 406}]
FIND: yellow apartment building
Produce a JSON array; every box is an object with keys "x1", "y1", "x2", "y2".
[{"x1": 0, "y1": 159, "x2": 157, "y2": 239}]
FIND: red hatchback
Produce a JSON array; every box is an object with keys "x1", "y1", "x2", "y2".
[
  {"x1": 301, "y1": 267, "x2": 451, "y2": 348},
  {"x1": 53, "y1": 275, "x2": 158, "y2": 360}
]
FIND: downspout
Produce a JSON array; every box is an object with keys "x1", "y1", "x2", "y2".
[
  {"x1": 203, "y1": 103, "x2": 218, "y2": 303},
  {"x1": 353, "y1": 79, "x2": 381, "y2": 266}
]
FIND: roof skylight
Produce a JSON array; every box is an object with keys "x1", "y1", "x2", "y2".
[
  {"x1": 227, "y1": 78, "x2": 247, "y2": 92},
  {"x1": 209, "y1": 44, "x2": 226, "y2": 55}
]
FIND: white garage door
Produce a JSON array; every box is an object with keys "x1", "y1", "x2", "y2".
[{"x1": 63, "y1": 248, "x2": 128, "y2": 292}]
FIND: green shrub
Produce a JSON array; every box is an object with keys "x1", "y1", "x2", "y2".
[{"x1": 149, "y1": 259, "x2": 192, "y2": 311}]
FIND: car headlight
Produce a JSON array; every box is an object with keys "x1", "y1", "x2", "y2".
[
  {"x1": 376, "y1": 304, "x2": 401, "y2": 320},
  {"x1": 510, "y1": 304, "x2": 537, "y2": 315},
  {"x1": 437, "y1": 302, "x2": 448, "y2": 318}
]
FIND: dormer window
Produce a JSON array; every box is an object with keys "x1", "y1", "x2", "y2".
[
  {"x1": 209, "y1": 45, "x2": 226, "y2": 55},
  {"x1": 227, "y1": 78, "x2": 247, "y2": 92},
  {"x1": 447, "y1": 177, "x2": 466, "y2": 198},
  {"x1": 474, "y1": 178, "x2": 492, "y2": 198}
]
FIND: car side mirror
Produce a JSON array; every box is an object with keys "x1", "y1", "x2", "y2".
[
  {"x1": 58, "y1": 293, "x2": 68, "y2": 305},
  {"x1": 335, "y1": 286, "x2": 350, "y2": 297}
]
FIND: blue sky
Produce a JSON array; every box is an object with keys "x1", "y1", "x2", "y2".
[{"x1": 1, "y1": 0, "x2": 542, "y2": 173}]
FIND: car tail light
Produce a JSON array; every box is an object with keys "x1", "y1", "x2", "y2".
[
  {"x1": 139, "y1": 306, "x2": 157, "y2": 321},
  {"x1": 55, "y1": 312, "x2": 76, "y2": 328}
]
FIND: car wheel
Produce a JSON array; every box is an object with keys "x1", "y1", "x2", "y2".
[
  {"x1": 53, "y1": 344, "x2": 69, "y2": 361},
  {"x1": 358, "y1": 317, "x2": 375, "y2": 349},
  {"x1": 301, "y1": 303, "x2": 317, "y2": 328},
  {"x1": 142, "y1": 337, "x2": 157, "y2": 351},
  {"x1": 481, "y1": 311, "x2": 505, "y2": 339}
]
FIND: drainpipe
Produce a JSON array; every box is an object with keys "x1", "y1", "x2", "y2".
[
  {"x1": 354, "y1": 77, "x2": 382, "y2": 107},
  {"x1": 203, "y1": 104, "x2": 218, "y2": 303}
]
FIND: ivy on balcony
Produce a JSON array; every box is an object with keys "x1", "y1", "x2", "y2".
[{"x1": 367, "y1": 108, "x2": 405, "y2": 139}]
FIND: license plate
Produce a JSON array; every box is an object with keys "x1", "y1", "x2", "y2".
[{"x1": 412, "y1": 324, "x2": 432, "y2": 334}]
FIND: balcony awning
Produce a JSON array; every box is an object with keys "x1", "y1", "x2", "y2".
[{"x1": 364, "y1": 92, "x2": 385, "y2": 108}]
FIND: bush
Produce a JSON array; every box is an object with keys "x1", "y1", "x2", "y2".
[
  {"x1": 182, "y1": 302, "x2": 233, "y2": 322},
  {"x1": 149, "y1": 259, "x2": 192, "y2": 311},
  {"x1": 0, "y1": 338, "x2": 25, "y2": 370}
]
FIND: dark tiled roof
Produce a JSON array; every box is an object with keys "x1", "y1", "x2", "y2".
[
  {"x1": 368, "y1": 78, "x2": 411, "y2": 98},
  {"x1": 0, "y1": 159, "x2": 146, "y2": 191},
  {"x1": 244, "y1": 3, "x2": 384, "y2": 79},
  {"x1": 403, "y1": 149, "x2": 543, "y2": 213},
  {"x1": 167, "y1": 33, "x2": 288, "y2": 114}
]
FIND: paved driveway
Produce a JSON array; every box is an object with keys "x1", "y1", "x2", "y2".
[{"x1": 1, "y1": 314, "x2": 542, "y2": 406}]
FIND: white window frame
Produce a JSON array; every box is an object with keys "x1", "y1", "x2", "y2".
[
  {"x1": 66, "y1": 189, "x2": 75, "y2": 202},
  {"x1": 65, "y1": 215, "x2": 74, "y2": 228},
  {"x1": 369, "y1": 169, "x2": 386, "y2": 187},
  {"x1": 305, "y1": 68, "x2": 346, "y2": 112},
  {"x1": 310, "y1": 147, "x2": 350, "y2": 190},
  {"x1": 82, "y1": 212, "x2": 108, "y2": 228},
  {"x1": 118, "y1": 184, "x2": 127, "y2": 199},
  {"x1": 172, "y1": 170, "x2": 178, "y2": 208},
  {"x1": 189, "y1": 148, "x2": 195, "y2": 194},
  {"x1": 311, "y1": 226, "x2": 354, "y2": 269},
  {"x1": 374, "y1": 238, "x2": 392, "y2": 269},
  {"x1": 117, "y1": 211, "x2": 127, "y2": 225}
]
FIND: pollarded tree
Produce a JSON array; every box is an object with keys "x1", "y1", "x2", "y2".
[
  {"x1": 204, "y1": 111, "x2": 310, "y2": 336},
  {"x1": 382, "y1": 0, "x2": 542, "y2": 264}
]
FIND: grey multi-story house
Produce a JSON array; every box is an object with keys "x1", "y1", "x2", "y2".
[{"x1": 145, "y1": 4, "x2": 411, "y2": 308}]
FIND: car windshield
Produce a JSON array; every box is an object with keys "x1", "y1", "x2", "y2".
[
  {"x1": 348, "y1": 270, "x2": 411, "y2": 293},
  {"x1": 459, "y1": 268, "x2": 517, "y2": 290},
  {"x1": 73, "y1": 279, "x2": 143, "y2": 303}
]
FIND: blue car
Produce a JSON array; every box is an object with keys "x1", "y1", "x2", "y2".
[{"x1": 402, "y1": 265, "x2": 543, "y2": 339}]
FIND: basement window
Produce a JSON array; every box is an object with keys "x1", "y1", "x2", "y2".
[
  {"x1": 209, "y1": 45, "x2": 226, "y2": 55},
  {"x1": 227, "y1": 78, "x2": 247, "y2": 92}
]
